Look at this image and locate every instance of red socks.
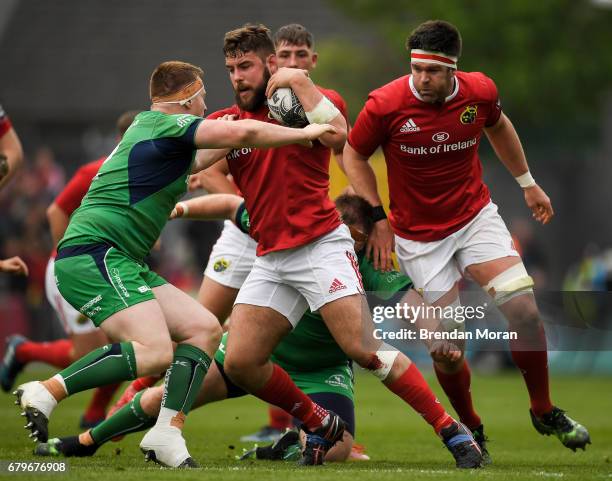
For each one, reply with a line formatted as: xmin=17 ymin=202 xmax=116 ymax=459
xmin=387 ymin=363 xmax=453 ymax=434
xmin=15 ymin=339 xmax=73 ymax=368
xmin=130 ymin=375 xmax=161 ymax=392
xmin=509 ymin=325 xmax=553 ymax=417
xmin=434 ymin=362 xmax=482 ymax=430
xmin=255 ymin=364 xmax=328 ymax=431
xmin=268 ymin=405 xmax=293 ymax=430
xmin=82 ymin=383 xmax=122 ymax=422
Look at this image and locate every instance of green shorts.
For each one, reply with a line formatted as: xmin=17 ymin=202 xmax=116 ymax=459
xmin=215 ymin=333 xmax=354 ymax=401
xmin=54 ymin=243 xmax=167 ymax=326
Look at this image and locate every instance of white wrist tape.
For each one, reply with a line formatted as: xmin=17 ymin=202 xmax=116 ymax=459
xmin=305 ymin=95 xmax=340 ymax=125
xmin=515 ymin=171 xmax=536 ymax=189
xmin=177 ymin=201 xmax=189 ymax=217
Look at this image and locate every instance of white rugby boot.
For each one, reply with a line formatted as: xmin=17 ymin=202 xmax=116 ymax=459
xmin=14 ymin=381 xmax=58 ymax=442
xmin=139 ymin=425 xmax=199 ymax=468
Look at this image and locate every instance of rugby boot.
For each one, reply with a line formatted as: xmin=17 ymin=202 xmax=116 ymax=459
xmin=139 ymin=425 xmax=199 ymax=468
xmin=298 ymin=411 xmax=345 ymax=466
xmin=15 ymin=381 xmax=58 ymax=442
xmin=1 ymin=335 xmax=27 ymax=392
xmin=34 ymin=436 xmax=98 ymax=457
xmin=530 ymin=407 xmax=591 ymax=451
xmin=440 ymin=421 xmax=483 ymax=468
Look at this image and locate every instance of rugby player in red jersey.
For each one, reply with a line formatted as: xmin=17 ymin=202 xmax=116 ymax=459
xmin=0 ymin=102 xmax=27 ymax=274
xmin=343 ymin=20 xmax=590 ymax=460
xmin=1 ymin=112 xmax=141 ymax=428
xmin=210 ymin=24 xmax=482 ymax=468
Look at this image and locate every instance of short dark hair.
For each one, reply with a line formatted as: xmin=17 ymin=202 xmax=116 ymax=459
xmin=406 ymin=20 xmax=462 ymax=58
xmin=335 ymin=194 xmax=374 ymax=235
xmin=223 ymin=24 xmax=275 ymax=60
xmin=274 ymin=23 xmax=314 ymax=49
xmin=116 ymin=110 xmax=140 ymax=137
xmin=149 ymin=61 xmax=203 ymax=101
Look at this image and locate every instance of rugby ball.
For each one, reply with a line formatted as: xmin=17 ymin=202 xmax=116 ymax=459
xmin=267 ymin=87 xmax=309 ymax=128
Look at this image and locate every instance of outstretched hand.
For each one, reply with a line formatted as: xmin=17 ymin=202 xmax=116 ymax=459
xmin=298 ymin=123 xmax=337 ymax=147
xmin=0 ymin=256 xmax=29 ymax=276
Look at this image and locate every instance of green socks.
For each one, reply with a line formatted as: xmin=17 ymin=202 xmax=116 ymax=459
xmin=58 ymin=342 xmax=137 ymax=395
xmin=90 ymin=390 xmax=154 ymax=445
xmin=160 ymin=344 xmax=211 ymax=415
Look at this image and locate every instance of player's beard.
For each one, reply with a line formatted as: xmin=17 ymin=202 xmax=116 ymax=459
xmin=235 ymin=68 xmax=271 ymax=112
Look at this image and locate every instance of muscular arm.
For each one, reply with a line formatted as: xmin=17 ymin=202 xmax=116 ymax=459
xmin=485 ymin=113 xmax=554 ymax=224
xmin=343 ymin=142 xmax=394 ymax=271
xmin=266 ymin=68 xmax=347 ymax=151
xmin=194 ymin=158 xmax=236 ymax=193
xmin=484 ymin=113 xmax=528 ymax=176
xmin=0 ymin=128 xmax=24 ymax=191
xmin=192 ymin=119 xmax=334 ymax=172
xmin=46 ymin=203 xmax=70 ymax=248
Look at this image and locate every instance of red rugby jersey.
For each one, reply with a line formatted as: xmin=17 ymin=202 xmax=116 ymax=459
xmin=55 ymin=158 xmax=105 ymax=215
xmin=349 ymin=71 xmax=502 ymax=242
xmin=0 ymin=104 xmax=12 ymax=138
xmin=207 ymin=87 xmax=347 ymax=256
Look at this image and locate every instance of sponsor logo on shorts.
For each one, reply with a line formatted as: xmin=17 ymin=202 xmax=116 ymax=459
xmin=325 ymin=374 xmax=349 ymax=390
xmin=110 ymin=268 xmax=130 ymax=298
xmin=329 ymin=278 xmax=347 ymax=294
xmin=213 ymin=258 xmax=230 ymax=272
xmin=79 ymin=294 xmax=102 ymax=313
xmin=460 ymin=104 xmax=478 ymax=124
xmin=137 ymin=285 xmax=151 ymax=294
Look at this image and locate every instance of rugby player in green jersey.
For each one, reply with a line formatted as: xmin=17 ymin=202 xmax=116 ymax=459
xmin=35 ymin=194 xmax=463 ymax=464
xmin=14 ymin=60 xmax=336 ymax=468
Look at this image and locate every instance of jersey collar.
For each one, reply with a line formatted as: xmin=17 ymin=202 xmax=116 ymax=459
xmin=408 ymin=75 xmax=460 ymax=104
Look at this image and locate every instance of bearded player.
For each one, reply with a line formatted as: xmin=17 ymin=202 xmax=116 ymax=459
xmin=12 ymin=59 xmax=336 ymax=468
xmin=188 ymin=23 xmax=350 ymax=444
xmin=343 ymin=20 xmax=590 ymax=460
xmin=201 ymin=24 xmax=482 ymax=468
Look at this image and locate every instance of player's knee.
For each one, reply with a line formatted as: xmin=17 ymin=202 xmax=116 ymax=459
xmin=507 ymin=299 xmax=541 ymax=330
xmin=483 ymin=262 xmax=535 ymax=306
xmin=222 ymin=355 xmax=249 ymax=386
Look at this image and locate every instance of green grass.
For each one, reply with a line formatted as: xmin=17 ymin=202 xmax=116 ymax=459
xmin=0 ymin=369 xmax=611 ymax=480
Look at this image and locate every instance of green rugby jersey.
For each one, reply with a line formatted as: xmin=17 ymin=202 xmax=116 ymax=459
xmin=272 ymin=251 xmax=414 ymax=372
xmin=59 ymin=111 xmax=202 ymax=261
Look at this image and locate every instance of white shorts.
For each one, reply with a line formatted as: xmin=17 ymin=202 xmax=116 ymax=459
xmin=204 ymin=220 xmax=257 ymax=289
xmin=45 ymin=258 xmax=97 ymax=335
xmin=395 ymin=201 xmax=519 ymax=303
xmin=235 ymin=224 xmax=364 ymax=327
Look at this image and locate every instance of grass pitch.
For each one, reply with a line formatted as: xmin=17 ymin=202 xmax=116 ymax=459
xmin=0 ymin=369 xmax=610 ymax=481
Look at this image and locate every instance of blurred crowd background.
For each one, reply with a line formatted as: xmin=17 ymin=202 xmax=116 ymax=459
xmin=1 ymin=0 xmax=611 ymax=372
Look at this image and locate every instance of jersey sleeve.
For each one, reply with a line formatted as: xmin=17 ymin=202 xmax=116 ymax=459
xmin=0 ymin=104 xmax=12 ymax=138
xmin=54 ymin=163 xmax=100 ymax=215
xmin=348 ymin=94 xmax=388 ymax=157
xmin=359 ymin=254 xmax=413 ymax=300
xmin=155 ymin=114 xmax=203 ymax=151
xmin=482 ymin=75 xmax=502 ymax=127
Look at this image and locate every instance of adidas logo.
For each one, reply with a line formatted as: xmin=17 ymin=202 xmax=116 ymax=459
xmin=400 ymin=118 xmax=420 ymax=133
xmin=329 ymin=278 xmax=347 ymax=294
